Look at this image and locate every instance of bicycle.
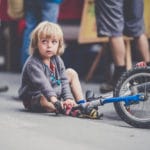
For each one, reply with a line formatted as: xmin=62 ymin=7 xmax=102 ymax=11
xmin=73 ymin=67 xmax=150 ymax=128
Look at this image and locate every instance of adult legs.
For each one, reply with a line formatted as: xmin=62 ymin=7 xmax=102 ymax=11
xmin=41 ymin=2 xmax=60 ymax=23
xmin=124 ymin=0 xmax=150 ymax=63
xmin=21 ymin=0 xmax=40 ymax=67
xmin=109 ymin=36 xmax=127 ymax=85
xmin=95 ymin=0 xmax=126 ymax=91
xmin=100 ymin=36 xmax=127 ymax=92
xmin=110 ymin=36 xmax=126 ymax=66
xmin=110 ymin=33 xmax=150 ymax=87
xmin=136 ymin=33 xmax=150 ymax=63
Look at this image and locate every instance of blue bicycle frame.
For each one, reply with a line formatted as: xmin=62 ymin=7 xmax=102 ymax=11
xmin=101 ymin=94 xmax=145 ymax=106
xmin=87 ymin=94 xmax=145 ymax=108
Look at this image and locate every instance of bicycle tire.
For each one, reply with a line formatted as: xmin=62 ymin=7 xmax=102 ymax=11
xmin=113 ymin=67 xmax=150 ymax=128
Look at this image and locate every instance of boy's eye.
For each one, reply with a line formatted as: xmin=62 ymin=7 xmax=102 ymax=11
xmin=41 ymin=39 xmax=48 ymax=44
xmin=52 ymin=40 xmax=58 ymax=44
xmin=40 ymin=39 xmax=58 ymax=45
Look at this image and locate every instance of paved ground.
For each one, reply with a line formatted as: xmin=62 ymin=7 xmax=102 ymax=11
xmin=0 ymin=72 xmax=150 ymax=150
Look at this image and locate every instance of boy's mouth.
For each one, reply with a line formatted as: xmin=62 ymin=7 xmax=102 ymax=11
xmin=46 ymin=50 xmax=52 ymax=53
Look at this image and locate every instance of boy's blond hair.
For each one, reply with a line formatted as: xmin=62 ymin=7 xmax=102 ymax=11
xmin=29 ymin=21 xmax=64 ymax=55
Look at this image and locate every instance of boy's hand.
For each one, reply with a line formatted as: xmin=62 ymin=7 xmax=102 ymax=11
xmin=54 ymin=101 xmax=65 ymax=114
xmin=63 ymin=99 xmax=76 ymax=108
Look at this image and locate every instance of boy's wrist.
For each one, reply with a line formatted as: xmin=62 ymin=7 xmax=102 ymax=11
xmin=49 ymin=96 xmax=58 ymax=104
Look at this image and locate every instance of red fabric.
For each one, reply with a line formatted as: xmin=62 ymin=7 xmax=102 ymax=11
xmin=0 ymin=0 xmax=14 ymax=21
xmin=64 ymin=103 xmax=81 ymax=117
xmin=136 ymin=61 xmax=147 ymax=67
xmin=58 ymin=0 xmax=84 ymax=20
xmin=50 ymin=61 xmax=56 ymax=73
xmin=17 ymin=19 xmax=26 ymax=37
xmin=64 ymin=104 xmax=73 ymax=115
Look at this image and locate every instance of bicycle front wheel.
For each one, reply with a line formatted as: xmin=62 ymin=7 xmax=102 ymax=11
xmin=114 ymin=67 xmax=150 ymax=128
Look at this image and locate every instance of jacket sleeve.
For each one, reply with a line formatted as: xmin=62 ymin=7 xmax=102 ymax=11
xmin=57 ymin=57 xmax=74 ymax=100
xmin=27 ymin=62 xmax=57 ymax=100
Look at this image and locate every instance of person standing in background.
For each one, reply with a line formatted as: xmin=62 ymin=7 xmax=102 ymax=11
xmin=94 ymin=0 xmax=150 ymax=93
xmin=21 ymin=0 xmax=63 ymax=68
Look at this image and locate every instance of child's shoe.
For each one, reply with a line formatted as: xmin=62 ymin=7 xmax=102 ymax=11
xmin=79 ymin=106 xmax=103 ymax=119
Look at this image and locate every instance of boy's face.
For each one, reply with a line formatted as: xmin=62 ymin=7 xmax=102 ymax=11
xmin=38 ymin=36 xmax=59 ymax=59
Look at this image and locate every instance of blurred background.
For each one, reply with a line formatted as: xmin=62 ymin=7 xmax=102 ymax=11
xmin=0 ymin=0 xmax=150 ymax=84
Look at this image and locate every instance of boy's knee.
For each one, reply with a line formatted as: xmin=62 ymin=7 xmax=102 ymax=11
xmin=66 ymin=68 xmax=78 ymax=82
xmin=66 ymin=68 xmax=78 ymax=76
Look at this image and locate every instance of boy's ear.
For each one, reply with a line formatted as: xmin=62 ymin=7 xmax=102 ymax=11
xmin=31 ymin=38 xmax=37 ymax=49
xmin=31 ymin=32 xmax=38 ymax=49
xmin=30 ymin=39 xmax=34 ymax=48
xmin=59 ymin=46 xmax=65 ymax=55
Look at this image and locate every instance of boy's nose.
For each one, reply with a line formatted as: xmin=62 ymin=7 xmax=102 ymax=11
xmin=47 ymin=41 xmax=52 ymax=47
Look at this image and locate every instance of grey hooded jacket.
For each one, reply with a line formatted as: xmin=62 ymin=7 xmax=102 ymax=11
xmin=18 ymin=54 xmax=73 ymax=103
